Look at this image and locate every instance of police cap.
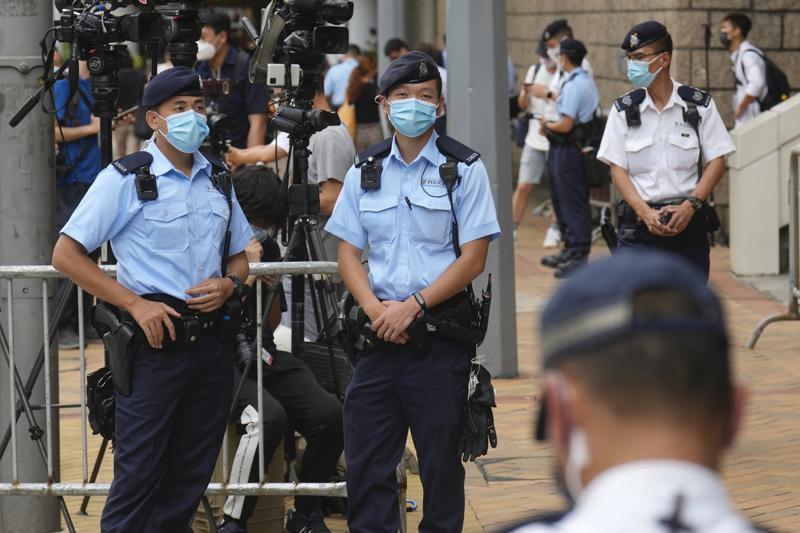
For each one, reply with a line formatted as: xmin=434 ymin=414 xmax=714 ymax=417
xmin=534 ymin=250 xmax=728 ymax=440
xmin=378 ymin=51 xmax=441 ymax=96
xmin=542 ymin=18 xmax=569 ymax=41
xmin=621 ymin=20 xmax=668 ymax=52
xmin=142 ymin=66 xmax=205 ymax=110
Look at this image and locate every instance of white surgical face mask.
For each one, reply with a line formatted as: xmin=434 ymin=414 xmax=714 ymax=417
xmin=547 ymin=44 xmax=560 ymax=64
xmin=563 ymin=428 xmax=591 ymax=500
xmin=196 ymin=39 xmax=216 ymax=61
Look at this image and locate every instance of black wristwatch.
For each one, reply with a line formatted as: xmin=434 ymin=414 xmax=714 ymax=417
xmin=546 ymin=90 xmax=553 ymax=99
xmin=227 ymin=275 xmax=247 ymax=300
xmin=686 ymin=196 xmax=704 ymax=211
xmin=412 ymin=291 xmax=427 ymax=312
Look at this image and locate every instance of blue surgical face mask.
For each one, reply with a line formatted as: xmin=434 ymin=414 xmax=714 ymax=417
xmin=626 ymin=54 xmax=664 ymax=88
xmin=388 ymin=97 xmax=438 ymax=138
xmin=155 ymin=109 xmax=210 ymax=153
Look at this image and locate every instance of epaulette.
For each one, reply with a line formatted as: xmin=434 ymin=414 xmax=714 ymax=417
xmin=677 ymin=85 xmax=711 ymax=107
xmin=354 ymin=138 xmax=393 ymax=168
xmin=436 ymin=135 xmax=481 ymax=165
xmin=202 ymin=152 xmax=231 ymax=174
xmin=613 ymin=88 xmax=646 ymax=112
xmin=111 ymin=151 xmax=153 ymax=175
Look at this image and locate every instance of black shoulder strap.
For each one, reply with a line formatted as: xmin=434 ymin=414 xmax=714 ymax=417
xmin=435 ymin=135 xmax=481 ymax=166
xmin=354 ymin=138 xmax=392 ymax=168
xmin=677 ymin=86 xmax=707 ymax=182
xmin=613 ymin=88 xmax=646 ymax=128
xmin=740 ymin=48 xmax=766 ymax=85
xmin=677 ymin=85 xmax=711 ymax=108
xmin=203 ymin=152 xmax=235 ymax=274
xmin=111 ymin=151 xmax=154 ymax=175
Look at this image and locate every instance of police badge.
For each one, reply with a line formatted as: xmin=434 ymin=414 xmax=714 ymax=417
xmin=419 ymin=60 xmax=429 ymax=77
xmin=630 ymin=32 xmax=639 ymax=48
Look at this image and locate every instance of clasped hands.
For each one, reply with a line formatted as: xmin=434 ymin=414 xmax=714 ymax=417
xmin=366 ymin=297 xmax=423 ymax=344
xmin=639 ymin=201 xmax=695 ymax=237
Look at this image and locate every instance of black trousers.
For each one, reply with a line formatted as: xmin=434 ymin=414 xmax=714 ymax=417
xmin=344 ymin=337 xmax=472 ymax=533
xmin=617 ymin=210 xmax=711 ymax=280
xmin=101 ymin=335 xmax=233 ymax=532
xmin=230 ymin=350 xmax=343 ymax=520
xmin=548 ymin=143 xmax=591 ymax=254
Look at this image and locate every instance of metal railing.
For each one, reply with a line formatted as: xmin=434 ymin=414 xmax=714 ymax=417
xmin=0 ymin=262 xmax=412 ymax=530
xmin=748 ymin=146 xmax=800 ymax=348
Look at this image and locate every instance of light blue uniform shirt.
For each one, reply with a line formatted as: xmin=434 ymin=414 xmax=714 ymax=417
xmin=325 ymin=132 xmax=501 ymax=302
xmin=61 ymin=141 xmax=253 ymax=301
xmin=324 ymin=57 xmax=358 ymax=107
xmin=557 ymin=67 xmax=599 ymax=124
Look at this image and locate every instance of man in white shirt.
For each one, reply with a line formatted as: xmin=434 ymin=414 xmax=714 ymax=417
xmin=720 ymin=13 xmax=767 ymax=128
xmin=505 ymin=250 xmax=774 ymax=533
xmin=513 ymin=41 xmax=558 ymax=242
xmin=598 ymin=21 xmax=735 ymax=279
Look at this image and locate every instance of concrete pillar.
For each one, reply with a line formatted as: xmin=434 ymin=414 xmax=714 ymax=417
xmin=446 ymin=0 xmax=518 ymax=377
xmin=377 ymin=0 xmax=406 ymax=75
xmin=0 ymin=0 xmax=60 ymax=531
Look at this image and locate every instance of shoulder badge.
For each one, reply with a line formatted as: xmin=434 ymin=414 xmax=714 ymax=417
xmin=613 ymin=88 xmax=646 ymax=112
xmin=435 ymin=135 xmax=481 ymax=166
xmin=111 ymin=151 xmax=154 ymax=175
xmin=354 ymin=138 xmax=393 ymax=168
xmin=677 ymin=85 xmax=711 ymax=107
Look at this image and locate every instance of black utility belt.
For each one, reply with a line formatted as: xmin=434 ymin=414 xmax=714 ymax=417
xmin=122 ymin=293 xmax=223 ymax=346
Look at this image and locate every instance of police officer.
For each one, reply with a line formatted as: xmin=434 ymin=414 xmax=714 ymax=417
xmin=539 ymin=38 xmax=599 ymax=278
xmin=597 ymin=21 xmax=736 ymax=279
xmin=52 ymin=66 xmax=253 ymax=532
xmin=504 ymin=251 xmax=775 ymax=533
xmin=325 ymin=51 xmax=500 ymax=533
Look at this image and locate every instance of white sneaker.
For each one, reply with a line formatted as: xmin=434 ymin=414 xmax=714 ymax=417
xmin=513 ymin=227 xmax=519 ymax=242
xmin=542 ymin=225 xmax=562 ymax=248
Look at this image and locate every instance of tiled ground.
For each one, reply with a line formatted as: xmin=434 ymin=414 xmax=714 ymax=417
xmin=44 ymin=212 xmax=800 ymax=532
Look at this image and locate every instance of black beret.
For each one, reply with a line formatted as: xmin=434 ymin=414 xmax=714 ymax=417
xmin=542 ymin=19 xmax=569 ymax=41
xmin=142 ymin=66 xmax=205 ymax=109
xmin=559 ymin=38 xmax=587 ymax=57
xmin=621 ymin=20 xmax=668 ymax=52
xmin=379 ymin=51 xmax=441 ymax=95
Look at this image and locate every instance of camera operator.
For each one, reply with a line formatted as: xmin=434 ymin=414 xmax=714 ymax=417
xmin=52 ymin=67 xmax=253 ymax=532
xmin=219 ymin=165 xmax=344 ymax=533
xmin=228 ymin=83 xmax=355 ymax=340
xmin=53 ymin=58 xmax=101 ymax=349
xmin=195 ymin=11 xmax=269 ymax=149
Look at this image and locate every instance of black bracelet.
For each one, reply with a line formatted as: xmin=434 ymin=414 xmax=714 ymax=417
xmin=412 ymin=291 xmax=427 ymax=311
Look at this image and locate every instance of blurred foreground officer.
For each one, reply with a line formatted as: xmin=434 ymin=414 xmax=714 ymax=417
xmin=598 ymin=21 xmax=735 ymax=279
xmin=540 ymin=39 xmax=599 ymax=278
xmin=53 ymin=66 xmax=253 ymax=532
xmin=326 ymin=52 xmax=500 ymax=533
xmin=506 ymin=251 xmax=775 ymax=533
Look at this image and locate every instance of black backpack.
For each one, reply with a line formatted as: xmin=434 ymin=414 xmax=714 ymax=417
xmin=740 ymin=49 xmax=791 ymax=111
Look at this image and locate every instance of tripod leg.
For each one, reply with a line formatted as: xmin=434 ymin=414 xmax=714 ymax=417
xmin=79 ymin=437 xmax=109 ymax=515
xmin=202 ymin=495 xmax=220 ymax=533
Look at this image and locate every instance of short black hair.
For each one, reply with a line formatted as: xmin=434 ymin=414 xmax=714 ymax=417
xmin=553 ymin=26 xmax=573 ymax=41
xmin=232 ymin=165 xmax=287 ymax=230
xmin=347 ymin=44 xmax=361 ymax=56
xmin=723 ymin=12 xmax=752 ymax=38
xmin=558 ymin=289 xmax=732 ymax=432
xmin=651 ymin=32 xmax=673 ymax=54
xmin=384 ymin=37 xmax=409 ymax=57
xmin=562 ymin=50 xmax=585 ymax=67
xmin=203 ymin=11 xmax=231 ymax=36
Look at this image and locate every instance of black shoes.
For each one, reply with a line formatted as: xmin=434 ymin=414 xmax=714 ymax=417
xmin=541 ymin=249 xmax=571 ymax=268
xmin=284 ymin=509 xmax=332 ymax=533
xmin=554 ymin=253 xmax=588 ymax=279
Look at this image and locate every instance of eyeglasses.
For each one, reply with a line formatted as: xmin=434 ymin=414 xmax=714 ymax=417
xmin=626 ymin=50 xmax=667 ymax=62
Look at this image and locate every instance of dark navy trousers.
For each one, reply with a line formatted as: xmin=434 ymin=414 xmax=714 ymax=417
xmin=618 ymin=210 xmax=711 ymax=280
xmin=344 ymin=337 xmax=472 ymax=533
xmin=548 ymin=143 xmax=591 ymax=254
xmin=101 ymin=336 xmax=233 ymax=532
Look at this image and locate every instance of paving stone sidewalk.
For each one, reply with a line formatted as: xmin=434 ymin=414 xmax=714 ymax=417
xmin=53 ymin=214 xmax=800 ymax=532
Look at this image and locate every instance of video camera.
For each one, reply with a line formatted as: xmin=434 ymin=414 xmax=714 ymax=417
xmin=250 ymin=0 xmax=353 ymax=102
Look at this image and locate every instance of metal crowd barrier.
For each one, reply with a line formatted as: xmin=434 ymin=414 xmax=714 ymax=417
xmin=0 ymin=262 xmax=411 ymax=531
xmin=748 ymin=146 xmax=800 ymax=348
